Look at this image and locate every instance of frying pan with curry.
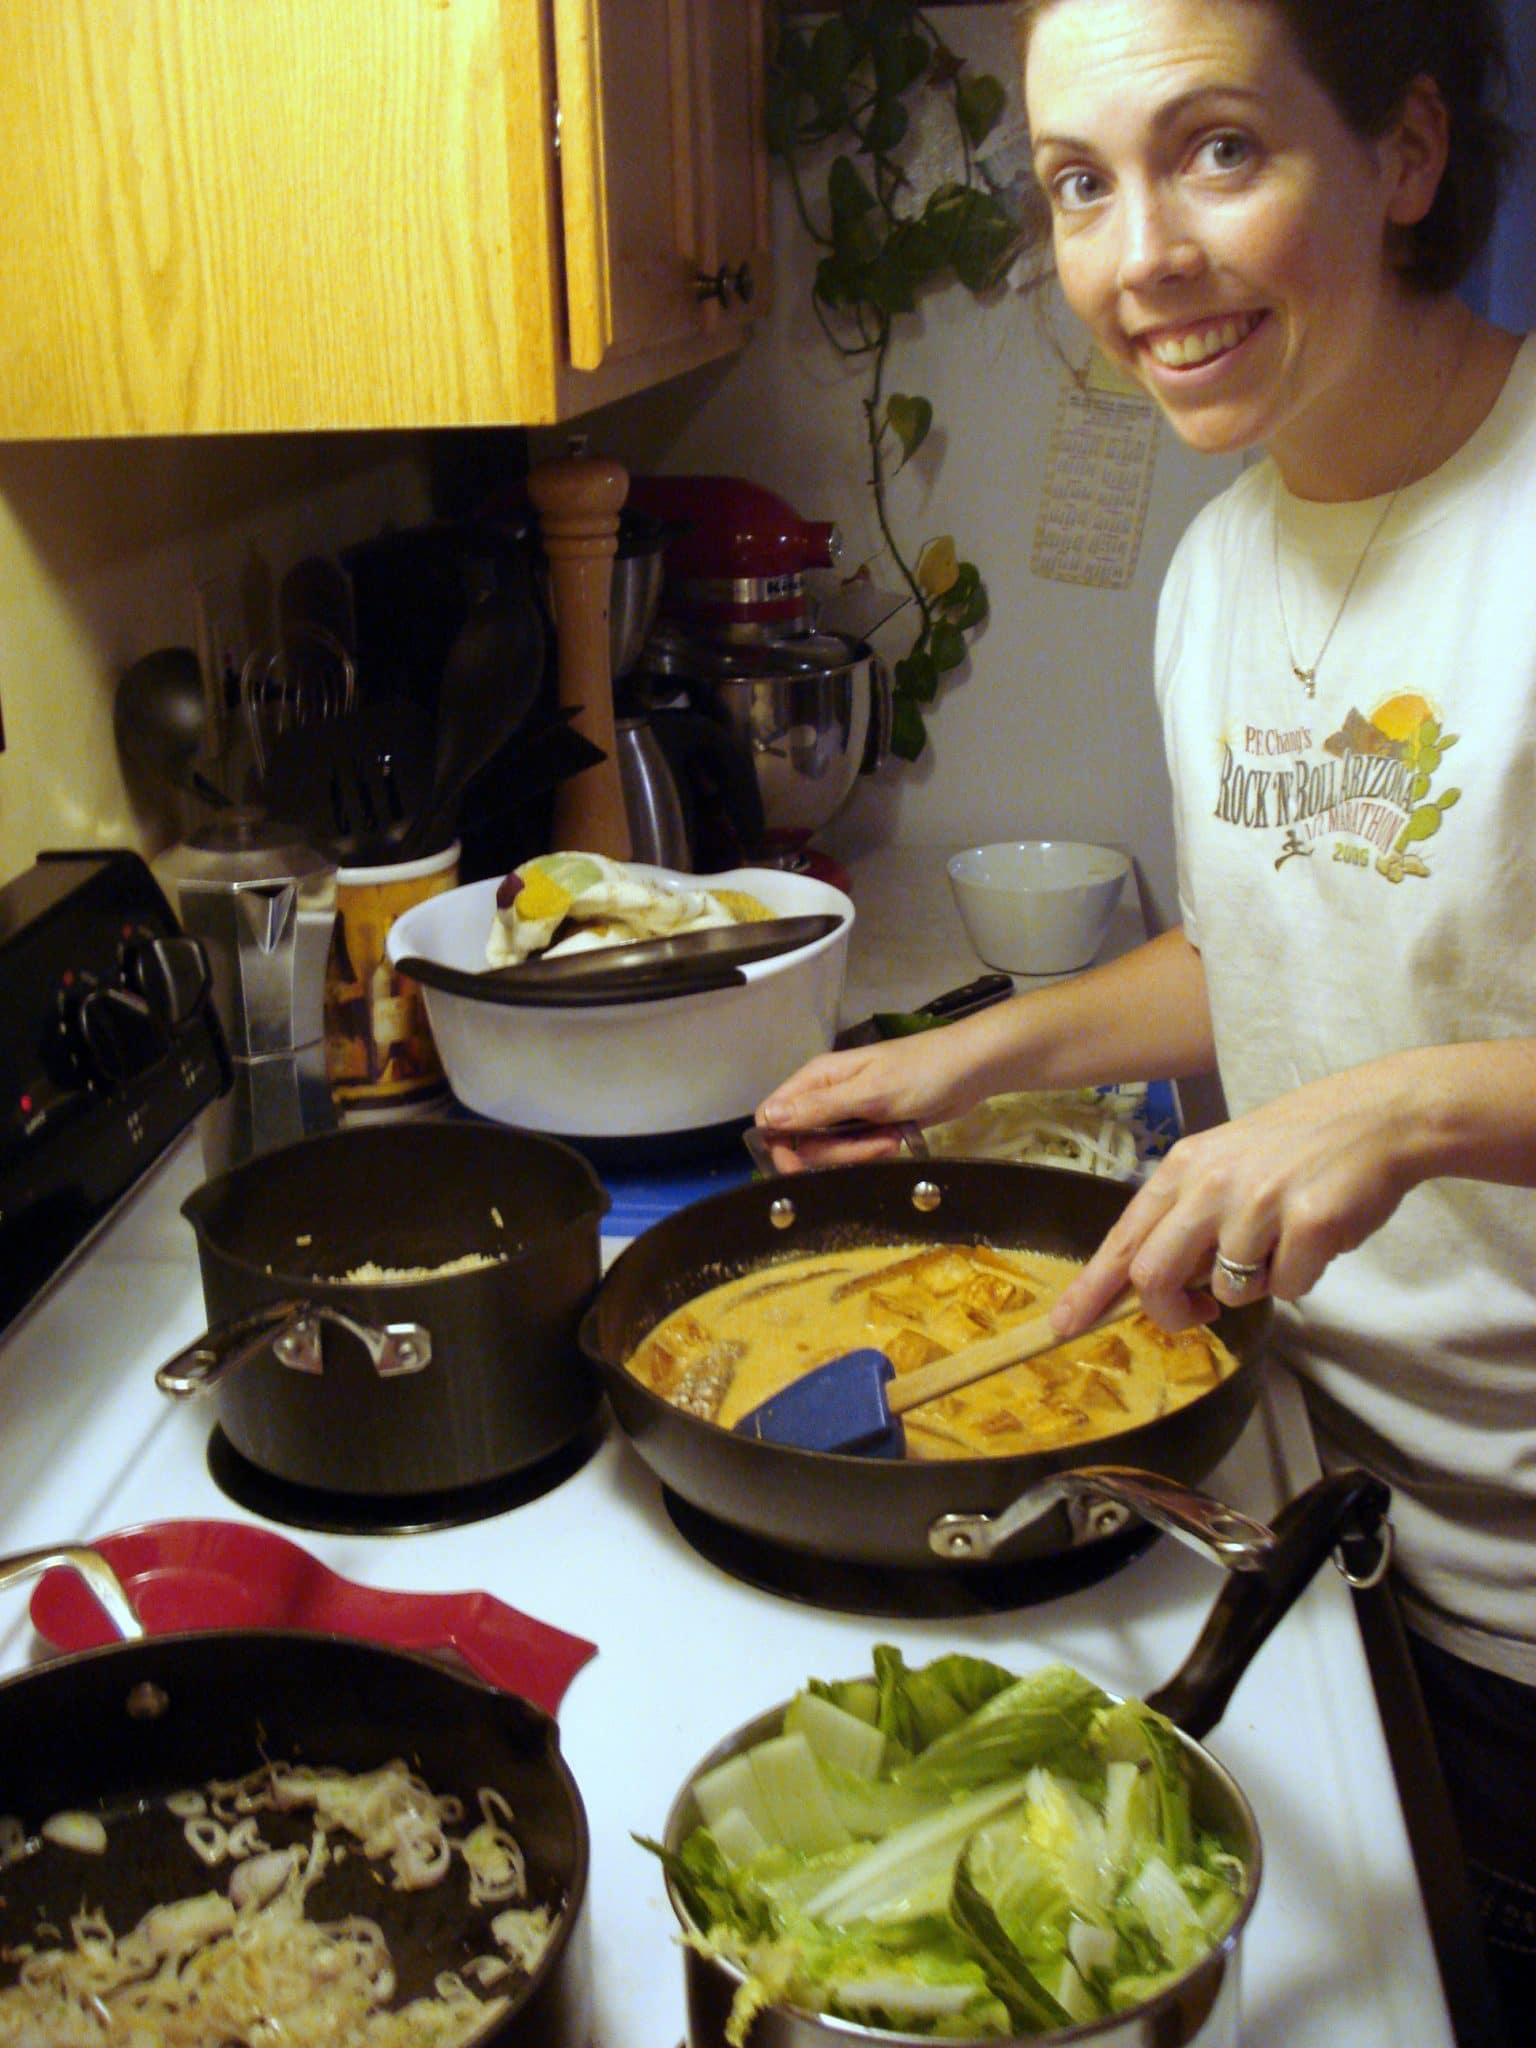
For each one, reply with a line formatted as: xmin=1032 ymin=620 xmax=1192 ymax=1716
xmin=580 ymin=1159 xmax=1271 ymax=1574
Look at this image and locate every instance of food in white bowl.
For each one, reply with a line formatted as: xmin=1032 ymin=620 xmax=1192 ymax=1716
xmin=947 ymin=841 xmax=1130 ymax=976
xmin=487 ymin=851 xmax=774 ymax=968
xmin=386 ymin=863 xmax=853 ymax=1143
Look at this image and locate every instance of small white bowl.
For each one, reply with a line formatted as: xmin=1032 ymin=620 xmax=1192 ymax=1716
xmin=947 ymin=840 xmax=1130 ymax=975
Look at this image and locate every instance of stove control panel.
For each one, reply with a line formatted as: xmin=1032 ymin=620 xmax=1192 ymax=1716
xmin=0 ymin=851 xmax=231 ymax=1335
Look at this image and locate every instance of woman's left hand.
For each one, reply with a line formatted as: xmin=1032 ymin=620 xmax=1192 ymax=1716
xmin=1048 ymin=1064 xmax=1424 ymax=1335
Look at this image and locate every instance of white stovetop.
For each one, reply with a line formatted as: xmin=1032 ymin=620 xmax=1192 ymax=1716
xmin=0 ymin=846 xmax=1452 ymax=2047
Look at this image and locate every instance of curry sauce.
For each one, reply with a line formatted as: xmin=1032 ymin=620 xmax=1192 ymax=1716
xmin=625 ymin=1242 xmax=1238 ymax=1458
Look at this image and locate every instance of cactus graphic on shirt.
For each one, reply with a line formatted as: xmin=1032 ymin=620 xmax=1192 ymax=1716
xmin=1377 ymin=716 xmax=1460 ymax=883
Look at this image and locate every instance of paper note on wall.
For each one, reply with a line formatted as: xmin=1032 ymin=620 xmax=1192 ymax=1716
xmin=1031 ymin=357 xmax=1160 ymax=589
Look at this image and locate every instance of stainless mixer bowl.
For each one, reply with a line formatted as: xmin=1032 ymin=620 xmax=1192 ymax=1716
xmin=640 ymin=627 xmax=891 ymax=837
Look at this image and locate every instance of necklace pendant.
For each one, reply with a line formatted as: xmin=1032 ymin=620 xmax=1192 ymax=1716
xmin=1292 ymin=665 xmax=1316 ymax=698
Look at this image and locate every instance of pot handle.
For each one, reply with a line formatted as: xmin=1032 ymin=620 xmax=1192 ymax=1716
xmin=156 ymin=1302 xmax=432 ymax=1394
xmin=0 ymin=1545 xmax=143 ymax=1642
xmin=1144 ymin=1467 xmax=1392 ymax=1741
xmin=741 ymin=1120 xmax=930 ymax=1175
xmin=928 ymin=1464 xmax=1279 ymax=1569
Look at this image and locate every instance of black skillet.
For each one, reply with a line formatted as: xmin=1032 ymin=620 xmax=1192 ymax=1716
xmin=0 ymin=1548 xmax=591 ymax=2048
xmin=581 ymin=1158 xmax=1272 ymax=1574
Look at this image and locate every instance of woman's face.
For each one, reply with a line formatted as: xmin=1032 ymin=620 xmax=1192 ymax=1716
xmin=1025 ymin=0 xmax=1439 ymax=478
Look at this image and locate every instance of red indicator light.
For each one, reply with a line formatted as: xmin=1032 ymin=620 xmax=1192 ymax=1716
xmin=19 ymin=1093 xmax=34 ymax=1115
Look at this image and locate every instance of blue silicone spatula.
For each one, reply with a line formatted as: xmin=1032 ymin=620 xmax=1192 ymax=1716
xmin=733 ymin=1286 xmax=1139 ymax=1457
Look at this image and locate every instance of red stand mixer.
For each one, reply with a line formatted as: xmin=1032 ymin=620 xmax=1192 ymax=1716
xmin=622 ymin=476 xmax=893 ymax=877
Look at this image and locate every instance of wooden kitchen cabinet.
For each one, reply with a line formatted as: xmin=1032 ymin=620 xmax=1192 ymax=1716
xmin=0 ymin=0 xmax=770 ymax=439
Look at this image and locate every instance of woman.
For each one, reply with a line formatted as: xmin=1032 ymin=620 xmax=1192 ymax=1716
xmin=756 ymin=0 xmax=1533 ymax=2027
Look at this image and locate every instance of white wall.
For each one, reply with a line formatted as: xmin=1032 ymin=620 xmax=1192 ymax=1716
xmin=543 ymin=5 xmax=1241 ymax=931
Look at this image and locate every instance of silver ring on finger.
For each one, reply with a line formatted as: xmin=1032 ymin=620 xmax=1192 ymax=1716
xmin=1212 ymin=1250 xmax=1267 ymax=1292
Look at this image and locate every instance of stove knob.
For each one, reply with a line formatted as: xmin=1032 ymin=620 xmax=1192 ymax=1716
xmin=70 ymin=983 xmax=169 ymax=1084
xmin=123 ymin=932 xmax=211 ymax=1028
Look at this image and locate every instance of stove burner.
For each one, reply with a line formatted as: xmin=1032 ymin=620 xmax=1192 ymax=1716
xmin=207 ymin=1423 xmax=603 ymax=1535
xmin=662 ymin=1491 xmax=1159 ymax=1617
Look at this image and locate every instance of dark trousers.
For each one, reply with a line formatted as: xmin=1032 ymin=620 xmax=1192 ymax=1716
xmin=1407 ymin=1631 xmax=1536 ymax=2047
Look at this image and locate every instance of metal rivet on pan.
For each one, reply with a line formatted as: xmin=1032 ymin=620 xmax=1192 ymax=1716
xmin=125 ymin=1682 xmax=170 ymax=1721
xmin=910 ymin=1180 xmax=942 ymax=1213
xmin=1085 ymin=1502 xmax=1132 ymax=1541
xmin=768 ymin=1197 xmax=797 ymax=1230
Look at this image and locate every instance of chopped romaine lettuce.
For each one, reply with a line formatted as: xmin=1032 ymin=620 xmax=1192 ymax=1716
xmin=644 ymin=1645 xmax=1250 ymax=2041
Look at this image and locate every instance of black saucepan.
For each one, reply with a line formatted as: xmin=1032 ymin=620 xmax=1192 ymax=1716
xmin=157 ymin=1121 xmax=609 ymax=1495
xmin=0 ymin=1549 xmax=591 ymax=2048
xmin=580 ymin=1159 xmax=1271 ymax=1572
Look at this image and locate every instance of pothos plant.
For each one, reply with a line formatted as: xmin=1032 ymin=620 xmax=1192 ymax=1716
xmin=766 ymin=2 xmax=1031 ymax=759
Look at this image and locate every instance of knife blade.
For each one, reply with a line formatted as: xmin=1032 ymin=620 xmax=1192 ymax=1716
xmin=835 ymin=971 xmax=1014 ymax=1049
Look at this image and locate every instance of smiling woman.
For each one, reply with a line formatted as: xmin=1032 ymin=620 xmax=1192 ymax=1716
xmin=752 ymin=4 xmax=1536 ymax=2033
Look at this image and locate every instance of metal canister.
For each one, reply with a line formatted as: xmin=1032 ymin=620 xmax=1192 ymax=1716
xmin=159 ymin=814 xmax=338 ymax=1171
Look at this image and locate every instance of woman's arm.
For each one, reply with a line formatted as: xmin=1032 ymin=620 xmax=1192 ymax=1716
xmin=755 ymin=927 xmax=1217 ymax=1166
xmin=1052 ymin=1036 xmax=1536 ymax=1334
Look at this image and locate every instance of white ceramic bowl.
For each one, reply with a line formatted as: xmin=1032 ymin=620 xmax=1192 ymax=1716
xmin=947 ymin=840 xmax=1130 ymax=975
xmin=386 ymin=865 xmax=853 ymax=1142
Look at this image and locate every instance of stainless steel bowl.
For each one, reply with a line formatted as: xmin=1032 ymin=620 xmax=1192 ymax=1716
xmin=662 ymin=1691 xmax=1258 ymax=2048
xmin=641 ymin=626 xmax=892 ymax=836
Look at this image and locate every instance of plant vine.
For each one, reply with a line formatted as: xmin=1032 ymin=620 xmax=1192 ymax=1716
xmin=766 ymin=2 xmax=1030 ymax=758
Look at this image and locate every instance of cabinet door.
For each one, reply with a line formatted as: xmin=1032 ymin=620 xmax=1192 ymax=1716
xmin=1 ymin=0 xmax=566 ymax=436
xmin=557 ymin=0 xmax=767 ymax=371
xmin=689 ymin=0 xmax=773 ymax=327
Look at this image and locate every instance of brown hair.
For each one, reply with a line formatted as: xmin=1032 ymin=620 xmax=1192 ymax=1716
xmin=1016 ymin=0 xmax=1518 ymax=291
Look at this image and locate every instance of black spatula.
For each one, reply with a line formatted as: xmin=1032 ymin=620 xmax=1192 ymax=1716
xmin=261 ymin=701 xmax=434 ymax=863
xmin=733 ymin=1286 xmax=1140 ymax=1456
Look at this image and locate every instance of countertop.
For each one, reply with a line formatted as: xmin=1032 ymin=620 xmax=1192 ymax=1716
xmin=0 ymin=842 xmax=1457 ymax=2048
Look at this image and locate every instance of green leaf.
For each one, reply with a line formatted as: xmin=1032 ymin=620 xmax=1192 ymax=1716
xmin=949 ymin=193 xmax=1023 ymax=292
xmin=950 ymin=1843 xmax=1075 ymax=2034
xmin=894 ymin=647 xmax=940 ymax=703
xmin=873 ymin=28 xmax=932 ymax=99
xmin=939 ymin=563 xmax=988 ymax=631
xmin=890 ymin=696 xmax=928 ymax=761
xmin=894 ymin=1663 xmax=1113 ymax=1794
xmin=864 ymin=250 xmax=919 ymax=316
xmin=828 ymin=153 xmax=877 ymax=224
xmin=930 ymin=620 xmax=967 ymax=672
xmin=885 ymin=393 xmax=932 ymax=461
xmin=886 ymin=216 xmax=949 ymax=282
xmin=956 ymin=72 xmax=1007 ymax=148
xmin=860 ymin=93 xmax=909 ymax=155
xmin=807 ymin=16 xmax=857 ymax=103
xmin=814 ymin=252 xmax=862 ymax=311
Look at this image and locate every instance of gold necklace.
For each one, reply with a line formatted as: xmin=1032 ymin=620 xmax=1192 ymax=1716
xmin=1270 ymin=331 xmax=1468 ymax=698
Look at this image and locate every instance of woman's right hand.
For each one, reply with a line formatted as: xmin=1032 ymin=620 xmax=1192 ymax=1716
xmin=754 ymin=1028 xmax=985 ymax=1172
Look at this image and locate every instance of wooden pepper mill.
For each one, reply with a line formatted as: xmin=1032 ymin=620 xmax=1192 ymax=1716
xmin=527 ymin=451 xmax=633 ymax=860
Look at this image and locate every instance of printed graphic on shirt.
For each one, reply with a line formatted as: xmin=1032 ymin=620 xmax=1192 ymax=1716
xmin=1213 ymin=692 xmax=1460 ymax=884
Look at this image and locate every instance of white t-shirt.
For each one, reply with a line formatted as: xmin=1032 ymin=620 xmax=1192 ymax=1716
xmin=1156 ymin=333 xmax=1536 ymax=1684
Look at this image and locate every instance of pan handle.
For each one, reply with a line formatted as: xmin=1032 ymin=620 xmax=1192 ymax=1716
xmin=1144 ymin=1467 xmax=1392 ymax=1741
xmin=0 ymin=1545 xmax=143 ymax=1642
xmin=928 ymin=1463 xmax=1280 ymax=1569
xmin=155 ymin=1302 xmax=432 ymax=1394
xmin=741 ymin=1120 xmax=930 ymax=1174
